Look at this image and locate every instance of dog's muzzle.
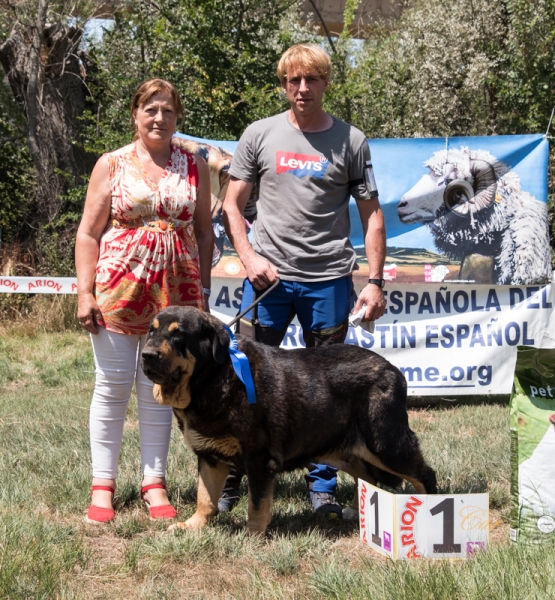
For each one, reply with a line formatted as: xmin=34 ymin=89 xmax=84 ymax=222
xmin=141 ymin=346 xmax=181 ymax=385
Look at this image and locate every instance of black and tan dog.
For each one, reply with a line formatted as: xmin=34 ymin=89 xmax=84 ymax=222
xmin=141 ymin=306 xmax=437 ymax=535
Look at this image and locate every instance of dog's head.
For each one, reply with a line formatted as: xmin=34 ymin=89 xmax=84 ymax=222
xmin=141 ymin=307 xmax=230 ymax=407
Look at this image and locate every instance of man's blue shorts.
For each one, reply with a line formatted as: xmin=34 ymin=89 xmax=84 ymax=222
xmin=241 ymin=276 xmax=353 ymax=334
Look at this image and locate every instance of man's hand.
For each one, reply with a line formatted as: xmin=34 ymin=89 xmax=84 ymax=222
xmin=244 ymin=254 xmax=279 ymax=291
xmin=353 ymin=283 xmax=386 ymax=322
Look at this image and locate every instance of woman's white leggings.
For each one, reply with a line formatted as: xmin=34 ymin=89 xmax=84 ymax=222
xmin=89 ymin=327 xmax=173 ymax=479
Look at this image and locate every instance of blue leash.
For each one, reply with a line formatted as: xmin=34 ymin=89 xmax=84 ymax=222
xmin=223 ymin=325 xmax=257 ymax=405
xmin=222 ymin=278 xmax=280 ymax=406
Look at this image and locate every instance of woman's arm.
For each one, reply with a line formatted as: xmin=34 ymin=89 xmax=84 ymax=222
xmin=193 ymin=154 xmax=215 ymax=312
xmin=75 ymin=154 xmax=112 ymax=333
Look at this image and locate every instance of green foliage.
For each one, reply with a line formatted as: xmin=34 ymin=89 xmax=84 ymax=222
xmin=83 ymin=0 xmax=316 ymax=157
xmin=326 ymin=0 xmax=553 ymax=141
xmin=329 ymin=0 xmax=510 ymax=137
xmin=309 ymin=541 xmax=555 ymax=599
xmin=0 ymin=2 xmax=99 ymax=275
xmin=0 ymin=294 xmax=80 ymax=332
xmin=497 ymin=0 xmax=555 ymax=134
xmin=342 ymin=0 xmax=359 ymax=31
xmin=0 ymin=516 xmax=87 ymax=599
xmin=34 ymin=229 xmax=77 ymax=276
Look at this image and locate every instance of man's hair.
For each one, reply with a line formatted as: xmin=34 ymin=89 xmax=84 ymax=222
xmin=130 ymin=79 xmax=184 ymax=129
xmin=277 ymin=44 xmax=332 ymax=82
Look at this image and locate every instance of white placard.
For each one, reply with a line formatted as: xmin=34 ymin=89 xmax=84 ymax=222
xmin=359 ymin=480 xmax=489 ymax=559
xmin=359 ymin=480 xmax=395 ymax=558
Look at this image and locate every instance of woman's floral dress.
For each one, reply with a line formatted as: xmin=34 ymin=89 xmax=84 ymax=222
xmin=95 ymin=142 xmax=204 ymax=335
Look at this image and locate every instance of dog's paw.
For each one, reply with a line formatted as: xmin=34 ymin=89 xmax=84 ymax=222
xmin=245 ymin=518 xmax=270 ymax=537
xmin=167 ymin=521 xmax=188 ymax=533
xmin=180 ymin=513 xmax=211 ymax=531
xmin=167 ymin=513 xmax=209 ymax=532
xmin=245 ymin=525 xmax=267 ymax=537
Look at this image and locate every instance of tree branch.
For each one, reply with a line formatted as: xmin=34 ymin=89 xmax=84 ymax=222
xmin=306 ymin=0 xmax=336 ymax=53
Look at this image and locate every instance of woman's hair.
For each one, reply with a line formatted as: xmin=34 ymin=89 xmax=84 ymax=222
xmin=276 ymin=44 xmax=332 ymax=82
xmin=129 ymin=79 xmax=184 ymax=131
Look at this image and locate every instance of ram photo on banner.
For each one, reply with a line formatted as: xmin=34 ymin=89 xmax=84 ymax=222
xmin=174 ymin=132 xmax=551 ymax=287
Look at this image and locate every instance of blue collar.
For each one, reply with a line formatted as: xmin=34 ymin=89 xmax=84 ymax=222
xmin=223 ymin=325 xmax=256 ymax=405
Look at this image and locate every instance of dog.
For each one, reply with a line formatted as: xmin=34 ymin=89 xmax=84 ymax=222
xmin=141 ymin=306 xmax=437 ymax=535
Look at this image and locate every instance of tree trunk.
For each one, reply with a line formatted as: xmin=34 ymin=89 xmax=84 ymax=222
xmin=0 ymin=3 xmax=95 ymax=227
xmin=26 ymin=0 xmax=49 ymax=184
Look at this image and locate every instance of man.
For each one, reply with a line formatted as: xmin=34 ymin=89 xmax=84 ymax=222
xmin=221 ymin=43 xmax=386 ymax=519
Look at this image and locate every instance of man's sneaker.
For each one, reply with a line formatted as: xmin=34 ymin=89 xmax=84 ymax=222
xmin=309 ymin=491 xmax=342 ymax=520
xmin=217 ymin=489 xmax=241 ymax=513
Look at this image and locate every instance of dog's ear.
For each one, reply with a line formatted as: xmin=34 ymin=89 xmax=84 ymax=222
xmin=198 ymin=312 xmax=229 ymax=364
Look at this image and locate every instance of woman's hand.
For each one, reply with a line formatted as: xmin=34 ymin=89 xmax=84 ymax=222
xmin=77 ymin=292 xmax=105 ymax=334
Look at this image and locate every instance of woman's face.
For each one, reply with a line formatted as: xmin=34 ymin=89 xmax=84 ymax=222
xmin=133 ymin=91 xmax=178 ymax=147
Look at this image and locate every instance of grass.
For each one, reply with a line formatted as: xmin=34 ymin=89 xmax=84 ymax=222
xmin=0 ymin=312 xmax=554 ymax=598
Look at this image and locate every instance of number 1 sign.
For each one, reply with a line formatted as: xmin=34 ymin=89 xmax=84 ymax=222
xmin=359 ymin=480 xmax=489 ymax=559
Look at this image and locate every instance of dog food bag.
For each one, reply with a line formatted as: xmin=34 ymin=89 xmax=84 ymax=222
xmin=510 ymin=346 xmax=555 ymax=544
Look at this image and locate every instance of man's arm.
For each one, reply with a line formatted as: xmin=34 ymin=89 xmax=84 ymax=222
xmin=222 ymin=176 xmax=279 ymax=290
xmin=354 ymin=198 xmax=387 ymax=322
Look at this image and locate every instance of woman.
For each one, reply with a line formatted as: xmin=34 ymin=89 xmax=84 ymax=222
xmin=75 ymin=79 xmax=213 ymax=523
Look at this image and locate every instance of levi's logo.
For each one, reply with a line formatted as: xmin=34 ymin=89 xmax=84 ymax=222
xmin=276 ymin=151 xmax=329 ymax=179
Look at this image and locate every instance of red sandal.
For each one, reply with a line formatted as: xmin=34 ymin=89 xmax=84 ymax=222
xmin=141 ymin=484 xmax=178 ymax=520
xmin=85 ymin=486 xmax=116 ymax=524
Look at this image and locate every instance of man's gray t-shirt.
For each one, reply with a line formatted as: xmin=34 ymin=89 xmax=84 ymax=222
xmin=229 ymin=111 xmax=377 ymax=281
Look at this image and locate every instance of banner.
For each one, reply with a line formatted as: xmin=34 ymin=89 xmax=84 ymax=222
xmin=0 ymin=277 xmax=77 ymax=294
xmin=175 ymin=132 xmax=551 ymax=286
